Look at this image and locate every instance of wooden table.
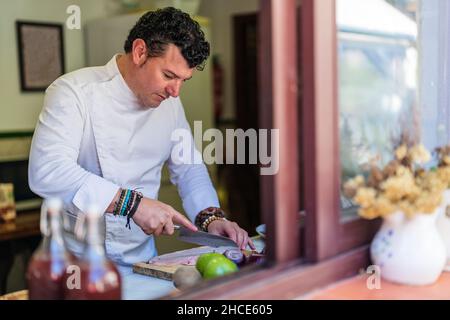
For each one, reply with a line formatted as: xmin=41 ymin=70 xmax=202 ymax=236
xmin=0 ymin=209 xmax=40 ymax=242
xmin=0 ymin=289 xmax=28 ymax=300
xmin=0 ymin=210 xmax=41 ymax=295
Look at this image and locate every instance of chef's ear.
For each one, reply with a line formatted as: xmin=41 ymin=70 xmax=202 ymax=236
xmin=131 ymin=39 xmax=148 ymax=67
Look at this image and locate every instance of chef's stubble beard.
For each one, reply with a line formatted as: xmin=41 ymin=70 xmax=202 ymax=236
xmin=138 ymin=94 xmax=160 ymax=109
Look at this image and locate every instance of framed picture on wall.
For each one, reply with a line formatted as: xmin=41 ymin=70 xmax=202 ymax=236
xmin=16 ymin=21 xmax=65 ymax=92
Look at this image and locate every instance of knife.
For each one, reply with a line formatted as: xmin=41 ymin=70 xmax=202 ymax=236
xmin=174 ymin=225 xmax=239 ymax=248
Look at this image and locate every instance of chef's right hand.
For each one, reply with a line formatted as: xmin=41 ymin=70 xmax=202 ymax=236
xmin=132 ymin=198 xmax=197 ymax=236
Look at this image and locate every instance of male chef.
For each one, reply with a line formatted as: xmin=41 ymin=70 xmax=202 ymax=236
xmin=29 ymin=7 xmax=254 ymax=266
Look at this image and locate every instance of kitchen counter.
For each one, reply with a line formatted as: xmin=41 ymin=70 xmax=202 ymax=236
xmin=121 ymin=236 xmax=265 ymax=300
xmin=118 ymin=265 xmax=176 ymax=300
xmin=0 ymin=237 xmax=265 ymax=300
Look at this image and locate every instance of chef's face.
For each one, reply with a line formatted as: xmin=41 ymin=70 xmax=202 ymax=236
xmin=132 ymin=41 xmax=195 ymax=108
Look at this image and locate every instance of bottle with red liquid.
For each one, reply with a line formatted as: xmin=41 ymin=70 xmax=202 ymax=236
xmin=64 ymin=205 xmax=121 ymax=300
xmin=26 ymin=198 xmax=72 ymax=300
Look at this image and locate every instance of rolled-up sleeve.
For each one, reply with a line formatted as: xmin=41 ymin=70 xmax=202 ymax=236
xmin=167 ymin=99 xmax=220 ymax=221
xmin=29 ymin=79 xmax=119 ymax=215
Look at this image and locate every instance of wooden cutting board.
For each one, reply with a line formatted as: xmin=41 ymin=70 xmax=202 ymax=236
xmin=132 ymin=263 xmax=180 ymax=281
xmin=132 ymin=246 xmax=237 ymax=281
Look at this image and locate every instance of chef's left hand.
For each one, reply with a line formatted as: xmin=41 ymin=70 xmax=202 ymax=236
xmin=207 ymin=219 xmax=256 ymax=250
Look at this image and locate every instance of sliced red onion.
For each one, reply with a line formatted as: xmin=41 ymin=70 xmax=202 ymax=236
xmin=223 ymin=249 xmax=245 ymax=266
xmin=245 ymin=252 xmax=265 ymax=266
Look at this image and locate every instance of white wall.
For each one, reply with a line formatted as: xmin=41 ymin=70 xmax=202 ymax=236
xmin=0 ymin=0 xmax=261 ymax=131
xmin=0 ymin=0 xmax=119 ymax=132
xmin=198 ymin=0 xmax=259 ymax=121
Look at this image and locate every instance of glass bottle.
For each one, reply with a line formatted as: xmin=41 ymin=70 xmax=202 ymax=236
xmin=64 ymin=205 xmax=121 ymax=300
xmin=26 ymin=198 xmax=72 ymax=300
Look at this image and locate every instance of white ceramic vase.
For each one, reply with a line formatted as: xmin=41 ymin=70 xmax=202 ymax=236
xmin=437 ymin=189 xmax=450 ymax=271
xmin=370 ymin=210 xmax=446 ymax=286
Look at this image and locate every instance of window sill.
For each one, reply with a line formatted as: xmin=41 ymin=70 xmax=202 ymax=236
xmin=301 ymin=272 xmax=450 ymax=300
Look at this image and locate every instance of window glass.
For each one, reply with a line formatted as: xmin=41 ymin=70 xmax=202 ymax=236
xmin=337 ymin=0 xmax=419 ymax=219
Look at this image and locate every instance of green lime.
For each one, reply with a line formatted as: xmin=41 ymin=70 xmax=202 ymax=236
xmin=195 ymin=253 xmax=225 ymax=275
xmin=203 ymin=257 xmax=238 ymax=280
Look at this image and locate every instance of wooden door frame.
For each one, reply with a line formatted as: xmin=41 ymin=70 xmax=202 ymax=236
xmin=259 ymin=0 xmax=300 ymax=264
xmin=233 ymin=13 xmax=259 ymax=131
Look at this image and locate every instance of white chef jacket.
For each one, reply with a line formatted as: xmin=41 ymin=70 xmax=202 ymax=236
xmin=28 ymin=55 xmax=220 ymax=266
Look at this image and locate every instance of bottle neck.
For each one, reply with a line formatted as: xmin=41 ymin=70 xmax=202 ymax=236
xmin=39 ymin=211 xmax=67 ymax=257
xmin=82 ymin=216 xmax=106 ymax=259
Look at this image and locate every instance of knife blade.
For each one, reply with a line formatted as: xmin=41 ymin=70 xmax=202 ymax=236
xmin=174 ymin=225 xmax=239 ymax=248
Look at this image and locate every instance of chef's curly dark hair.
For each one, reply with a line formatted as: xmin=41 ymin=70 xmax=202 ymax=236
xmin=124 ymin=7 xmax=210 ymax=71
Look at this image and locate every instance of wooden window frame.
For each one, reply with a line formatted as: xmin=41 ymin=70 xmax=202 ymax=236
xmin=174 ymin=0 xmax=378 ymax=299
xmin=301 ymin=0 xmax=380 ymax=263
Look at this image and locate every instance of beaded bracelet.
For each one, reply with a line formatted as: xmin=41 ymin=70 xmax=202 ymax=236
xmin=202 ymin=215 xmax=226 ymax=232
xmin=113 ymin=189 xmax=127 ymax=216
xmin=195 ymin=207 xmax=227 ymax=232
xmin=113 ymin=189 xmax=144 ymax=229
xmin=125 ymin=191 xmax=143 ymax=230
xmin=119 ymin=189 xmax=131 ymax=216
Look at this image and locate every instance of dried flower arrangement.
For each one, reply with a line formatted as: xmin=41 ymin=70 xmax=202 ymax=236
xmin=344 ymin=144 xmax=450 ymax=219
